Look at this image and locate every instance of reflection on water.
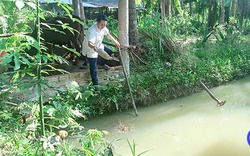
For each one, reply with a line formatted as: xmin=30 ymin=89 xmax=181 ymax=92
xmin=81 ymin=76 xmax=250 ymax=156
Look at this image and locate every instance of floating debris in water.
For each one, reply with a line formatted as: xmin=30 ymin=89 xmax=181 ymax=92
xmin=114 ymin=121 xmax=133 ymax=134
xmin=102 ymin=130 xmax=110 ymax=135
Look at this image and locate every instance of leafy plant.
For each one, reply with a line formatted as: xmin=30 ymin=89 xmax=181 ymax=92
xmin=138 ymin=14 xmax=176 ymax=64
xmin=127 ymin=139 xmax=150 ymax=156
xmin=47 ymin=77 xmax=126 ymax=118
xmin=79 ymin=129 xmax=111 ymax=156
xmin=0 ymin=0 xmax=36 ymax=34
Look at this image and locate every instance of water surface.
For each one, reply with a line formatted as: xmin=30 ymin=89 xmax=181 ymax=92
xmin=82 ymin=76 xmax=250 ymax=156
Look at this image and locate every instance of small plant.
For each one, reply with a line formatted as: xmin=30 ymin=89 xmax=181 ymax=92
xmin=79 ymin=129 xmax=112 ymax=156
xmin=127 ymin=139 xmax=150 ymax=156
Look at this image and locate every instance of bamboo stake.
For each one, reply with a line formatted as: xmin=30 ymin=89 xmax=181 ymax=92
xmin=37 ymin=0 xmax=45 ymax=136
xmin=199 ymin=81 xmax=226 ymax=106
xmin=118 ymin=47 xmax=138 ymax=116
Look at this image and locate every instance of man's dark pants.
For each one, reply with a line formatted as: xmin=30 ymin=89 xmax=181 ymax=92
xmin=88 ymin=46 xmax=113 ymax=85
xmin=88 ymin=58 xmax=98 ymax=85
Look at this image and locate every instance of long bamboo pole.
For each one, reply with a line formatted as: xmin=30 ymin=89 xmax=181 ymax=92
xmin=199 ymin=81 xmax=226 ymax=106
xmin=118 ymin=48 xmax=138 ymax=116
xmin=37 ymin=0 xmax=45 ymax=136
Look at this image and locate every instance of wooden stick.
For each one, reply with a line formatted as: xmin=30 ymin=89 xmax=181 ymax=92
xmin=118 ymin=48 xmax=138 ymax=116
xmin=130 ymin=50 xmax=147 ymax=65
xmin=112 ymin=33 xmax=119 ymax=41
xmin=0 ymin=32 xmax=30 ymax=37
xmin=129 ymin=50 xmax=137 ymax=66
xmin=102 ymin=41 xmax=116 ymax=47
xmin=4 ymin=101 xmax=18 ymax=107
xmin=199 ymin=81 xmax=226 ymax=106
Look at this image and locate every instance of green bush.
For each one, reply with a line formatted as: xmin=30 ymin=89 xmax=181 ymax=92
xmin=130 ymin=32 xmax=250 ymax=105
xmin=46 ymin=78 xmax=126 ymax=117
xmin=0 ymin=97 xmax=111 ymax=156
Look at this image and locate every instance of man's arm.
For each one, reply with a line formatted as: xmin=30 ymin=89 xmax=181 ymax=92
xmin=88 ymin=41 xmax=98 ymax=51
xmin=86 ymin=30 xmax=98 ymax=51
xmin=106 ymin=34 xmax=120 ymax=48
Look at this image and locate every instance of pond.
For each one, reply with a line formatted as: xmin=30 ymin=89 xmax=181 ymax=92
xmin=81 ymin=76 xmax=250 ymax=156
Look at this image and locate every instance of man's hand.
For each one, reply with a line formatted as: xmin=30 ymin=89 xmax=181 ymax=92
xmin=93 ymin=46 xmax=98 ymax=51
xmin=88 ymin=41 xmax=98 ymax=51
xmin=114 ymin=41 xmax=120 ymax=48
xmin=107 ymin=34 xmax=120 ymax=48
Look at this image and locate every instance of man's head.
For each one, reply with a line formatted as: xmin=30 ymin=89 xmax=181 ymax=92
xmin=96 ymin=14 xmax=107 ymax=30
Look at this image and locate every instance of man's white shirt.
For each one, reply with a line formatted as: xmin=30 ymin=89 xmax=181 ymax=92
xmin=82 ymin=23 xmax=109 ymax=58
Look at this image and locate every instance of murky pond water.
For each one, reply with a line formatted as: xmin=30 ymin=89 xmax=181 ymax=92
xmin=81 ymin=76 xmax=250 ymax=156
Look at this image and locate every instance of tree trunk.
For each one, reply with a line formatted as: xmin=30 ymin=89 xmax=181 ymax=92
xmin=118 ymin=0 xmax=130 ymax=76
xmin=166 ymin=0 xmax=171 ymax=17
xmin=173 ymin=0 xmax=183 ymax=17
xmin=237 ymin=0 xmax=249 ymax=30
xmin=79 ymin=1 xmax=86 ymax=23
xmin=230 ymin=0 xmax=236 ymax=17
xmin=208 ymin=0 xmax=218 ymax=30
xmin=224 ymin=0 xmax=230 ymax=23
xmin=220 ymin=0 xmax=225 ymax=24
xmin=129 ymin=0 xmax=139 ymax=46
xmin=72 ymin=0 xmax=80 ymax=17
xmin=161 ymin=0 xmax=166 ymax=27
xmin=189 ymin=1 xmax=192 ymax=16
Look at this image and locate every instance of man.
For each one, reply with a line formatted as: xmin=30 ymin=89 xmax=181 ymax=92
xmin=82 ymin=14 xmax=120 ymax=85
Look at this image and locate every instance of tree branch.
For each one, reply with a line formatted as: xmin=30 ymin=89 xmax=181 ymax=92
xmin=3 ymin=101 xmax=18 ymax=106
xmin=0 ymin=32 xmax=30 ymax=37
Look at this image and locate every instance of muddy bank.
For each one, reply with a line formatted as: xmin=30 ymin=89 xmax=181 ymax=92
xmin=8 ymin=63 xmax=123 ymax=103
xmin=132 ymin=75 xmax=249 ymax=108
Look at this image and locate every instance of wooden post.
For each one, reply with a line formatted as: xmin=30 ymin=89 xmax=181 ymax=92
xmin=79 ymin=1 xmax=86 ymax=23
xmin=72 ymin=0 xmax=80 ymax=16
xmin=118 ymin=0 xmax=130 ymax=76
xmin=118 ymin=0 xmax=138 ymax=116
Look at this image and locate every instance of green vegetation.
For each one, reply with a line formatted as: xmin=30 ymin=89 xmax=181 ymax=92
xmin=127 ymin=139 xmax=150 ymax=156
xmin=0 ymin=1 xmax=112 ymax=155
xmin=131 ymin=32 xmax=250 ymax=105
xmin=47 ymin=79 xmax=125 ymax=117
